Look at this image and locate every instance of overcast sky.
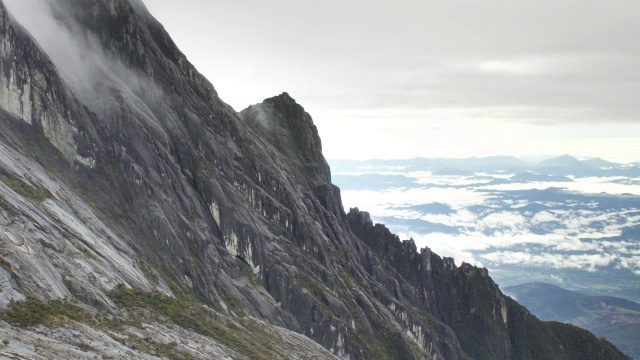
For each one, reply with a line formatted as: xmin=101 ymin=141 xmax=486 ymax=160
xmin=141 ymin=0 xmax=640 ymax=162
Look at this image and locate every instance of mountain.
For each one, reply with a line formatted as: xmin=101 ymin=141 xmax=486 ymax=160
xmin=330 ymin=156 xmax=533 ymax=174
xmin=0 ymin=0 xmax=631 ymax=358
xmin=533 ymin=155 xmax=594 ymax=177
xmin=509 ymin=172 xmax=574 ymax=183
xmin=537 ymin=155 xmax=584 ymax=168
xmin=504 ymin=283 xmax=640 ymax=359
xmin=330 ymin=156 xmax=640 ymax=178
xmin=582 ymin=158 xmax=619 ymax=169
xmin=534 ymin=155 xmax=640 ymax=177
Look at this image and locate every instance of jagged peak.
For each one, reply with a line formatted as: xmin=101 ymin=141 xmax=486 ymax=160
xmin=245 ymin=91 xmax=305 ymax=117
xmin=127 ymin=0 xmax=150 ymax=14
xmin=271 ymin=91 xmax=294 ymax=102
xmin=241 ymin=92 xmax=329 ymax=181
xmin=348 ymin=207 xmax=373 ymax=227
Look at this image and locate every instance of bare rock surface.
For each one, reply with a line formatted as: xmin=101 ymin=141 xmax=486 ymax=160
xmin=0 ymin=0 xmax=632 ymax=359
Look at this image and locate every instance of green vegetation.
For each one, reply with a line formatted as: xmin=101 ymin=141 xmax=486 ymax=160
xmin=127 ymin=338 xmax=178 ymax=359
xmin=107 ymin=285 xmax=186 ymax=319
xmin=72 ymin=242 xmax=99 ymax=261
xmin=0 ymin=286 xmax=302 ymax=358
xmin=375 ymin=326 xmax=415 ymax=359
xmin=505 ymin=282 xmax=640 ymax=358
xmin=548 ymin=321 xmax=630 ymax=359
xmin=292 ymin=272 xmax=337 ymax=318
xmin=596 ymin=323 xmax=640 ymax=359
xmin=346 ymin=301 xmax=430 ymax=360
xmin=0 ymin=176 xmax=52 ymax=202
xmin=107 ymin=284 xmax=291 ymax=359
xmin=506 ymin=297 xmax=632 ymax=360
xmin=188 ymin=248 xmax=206 ymax=272
xmin=38 ymin=238 xmax=59 ymax=252
xmin=507 ymin=299 xmax=567 ymax=360
xmin=0 ymin=296 xmax=90 ymax=327
xmin=211 ymin=274 xmax=245 ymax=316
xmin=181 ymin=160 xmax=201 ymax=175
xmin=0 ymin=257 xmax=14 ymax=275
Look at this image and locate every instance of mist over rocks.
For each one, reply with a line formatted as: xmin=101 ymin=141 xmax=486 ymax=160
xmin=0 ymin=0 xmax=632 ymax=358
xmin=241 ymin=92 xmax=331 ymax=183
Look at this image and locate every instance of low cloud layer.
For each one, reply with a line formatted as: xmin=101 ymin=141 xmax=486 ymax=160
xmin=340 ymin=170 xmax=640 ymax=276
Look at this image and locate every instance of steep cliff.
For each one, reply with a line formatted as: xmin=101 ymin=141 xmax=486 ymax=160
xmin=0 ymin=0 xmax=630 ymax=358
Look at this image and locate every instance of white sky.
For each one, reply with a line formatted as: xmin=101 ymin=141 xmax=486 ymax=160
xmin=141 ymin=0 xmax=640 ymax=163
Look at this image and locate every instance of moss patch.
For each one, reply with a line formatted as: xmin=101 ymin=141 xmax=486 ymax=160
xmin=107 ymin=285 xmax=294 ymax=359
xmin=0 ymin=296 xmax=90 ymax=327
xmin=0 ymin=176 xmax=52 ymax=202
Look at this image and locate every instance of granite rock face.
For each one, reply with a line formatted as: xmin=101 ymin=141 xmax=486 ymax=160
xmin=0 ymin=0 xmax=631 ymax=359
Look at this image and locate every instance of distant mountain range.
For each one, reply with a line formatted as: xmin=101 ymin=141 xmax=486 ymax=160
xmin=330 ymin=155 xmax=640 ymax=178
xmin=505 ymin=282 xmax=640 ymax=359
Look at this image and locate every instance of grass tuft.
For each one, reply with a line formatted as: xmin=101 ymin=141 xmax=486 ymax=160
xmin=0 ymin=176 xmax=52 ymax=202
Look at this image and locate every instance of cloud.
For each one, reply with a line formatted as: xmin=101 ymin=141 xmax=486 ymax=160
xmin=531 ymin=211 xmax=557 ymax=224
xmin=341 ymin=187 xmax=488 ymax=214
xmin=404 ymin=205 xmax=640 ymax=273
xmin=480 ymin=212 xmax=527 ymax=231
xmin=4 ymin=0 xmax=169 ymax=128
xmin=475 ymin=58 xmax=552 ymax=75
xmin=345 ymin=170 xmax=640 ymax=277
xmin=478 ymin=179 xmax=640 ymax=196
xmin=409 ymin=172 xmax=494 ymax=186
xmin=479 ymin=252 xmax=617 ymax=272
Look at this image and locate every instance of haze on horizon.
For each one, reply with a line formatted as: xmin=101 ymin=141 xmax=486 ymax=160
xmin=142 ymin=0 xmax=640 ymax=163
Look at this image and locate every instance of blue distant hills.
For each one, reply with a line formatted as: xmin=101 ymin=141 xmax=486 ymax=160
xmin=505 ymin=282 xmax=640 ymax=359
xmin=330 ymin=155 xmax=640 ymax=178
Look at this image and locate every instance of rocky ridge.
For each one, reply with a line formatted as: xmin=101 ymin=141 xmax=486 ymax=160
xmin=0 ymin=0 xmax=631 ymax=358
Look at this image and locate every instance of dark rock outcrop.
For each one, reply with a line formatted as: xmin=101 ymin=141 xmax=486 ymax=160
xmin=0 ymin=0 xmax=631 ymax=359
